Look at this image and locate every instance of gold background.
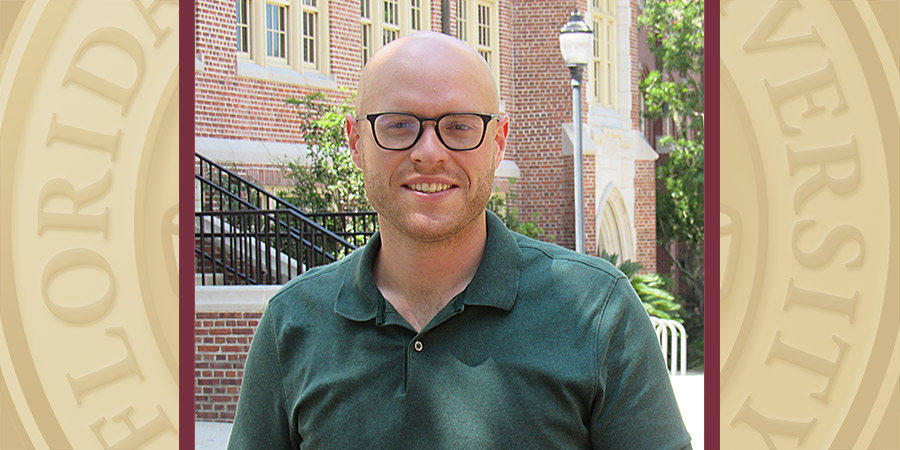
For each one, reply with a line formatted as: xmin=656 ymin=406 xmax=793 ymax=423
xmin=720 ymin=0 xmax=899 ymax=448
xmin=1 ymin=0 xmax=180 ymax=448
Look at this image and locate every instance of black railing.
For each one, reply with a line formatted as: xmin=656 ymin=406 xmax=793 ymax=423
xmin=195 ymin=210 xmax=357 ymax=286
xmin=196 ymin=153 xmax=299 ymax=213
xmin=195 ymin=153 xmax=379 ymax=286
xmin=308 ymin=212 xmax=378 ymax=248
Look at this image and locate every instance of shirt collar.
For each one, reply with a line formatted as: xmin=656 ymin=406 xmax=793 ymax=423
xmin=334 ymin=210 xmax=522 ymax=322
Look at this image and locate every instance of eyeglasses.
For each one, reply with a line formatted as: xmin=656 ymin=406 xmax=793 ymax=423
xmin=356 ymin=112 xmax=501 ymax=151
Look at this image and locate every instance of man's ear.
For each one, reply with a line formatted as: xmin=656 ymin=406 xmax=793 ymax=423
xmin=492 ymin=114 xmax=510 ymax=172
xmin=346 ymin=113 xmax=363 ymax=168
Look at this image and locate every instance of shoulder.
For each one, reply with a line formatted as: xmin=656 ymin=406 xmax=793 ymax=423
xmin=514 ymin=233 xmax=625 ymax=285
xmin=264 ymin=249 xmax=357 ymax=317
xmin=507 ymin=232 xmax=637 ymax=320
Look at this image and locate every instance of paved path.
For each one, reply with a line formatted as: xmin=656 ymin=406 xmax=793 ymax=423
xmin=196 ymin=374 xmax=704 ymax=449
xmin=196 ymin=421 xmax=232 ymax=450
xmin=671 ymin=373 xmax=704 ymax=450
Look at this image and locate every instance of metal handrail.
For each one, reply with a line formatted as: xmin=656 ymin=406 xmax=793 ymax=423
xmin=195 ymin=210 xmax=358 ymax=285
xmin=194 ymin=152 xmax=377 ymax=285
xmin=306 ymin=211 xmax=378 ymax=248
xmin=197 ymin=152 xmax=309 ymax=214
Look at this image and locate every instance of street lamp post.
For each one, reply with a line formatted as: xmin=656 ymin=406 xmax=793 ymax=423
xmin=559 ymin=9 xmax=593 ymax=254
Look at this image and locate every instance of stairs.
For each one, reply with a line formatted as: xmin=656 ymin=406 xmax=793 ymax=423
xmin=194 ymin=153 xmax=376 ymax=285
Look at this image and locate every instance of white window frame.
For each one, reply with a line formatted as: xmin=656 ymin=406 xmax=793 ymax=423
xmin=235 ymin=0 xmax=334 ymax=88
xmin=301 ymin=0 xmax=319 ymax=70
xmin=381 ymin=0 xmax=401 ymax=46
xmin=409 ymin=0 xmax=424 ymax=32
xmin=360 ymin=0 xmax=373 ymax=67
xmin=590 ymin=0 xmax=616 ymax=109
xmin=265 ymin=1 xmax=288 ymax=64
xmin=236 ymin=0 xmax=252 ymax=56
xmin=456 ymin=0 xmax=499 ymax=85
xmin=362 ymin=0 xmax=433 ymax=57
xmin=456 ymin=0 xmax=469 ymax=42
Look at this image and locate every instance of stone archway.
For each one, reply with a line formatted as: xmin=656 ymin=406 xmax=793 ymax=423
xmin=597 ymin=185 xmax=635 ymax=261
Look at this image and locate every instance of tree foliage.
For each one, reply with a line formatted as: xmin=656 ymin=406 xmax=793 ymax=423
xmin=639 ymin=0 xmax=704 ymax=313
xmin=281 ymin=91 xmax=371 ymax=212
xmin=486 ymin=180 xmax=548 ymax=240
xmin=639 ymin=0 xmax=704 ymax=369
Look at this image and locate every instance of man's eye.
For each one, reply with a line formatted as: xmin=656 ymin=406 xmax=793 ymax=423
xmin=444 ymin=122 xmax=476 ymax=132
xmin=385 ymin=121 xmax=415 ymax=129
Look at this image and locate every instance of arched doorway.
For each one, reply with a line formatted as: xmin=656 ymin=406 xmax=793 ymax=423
xmin=597 ymin=185 xmax=635 ymax=261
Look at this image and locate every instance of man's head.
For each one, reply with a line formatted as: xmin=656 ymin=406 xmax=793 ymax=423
xmin=347 ymin=32 xmax=509 ymax=243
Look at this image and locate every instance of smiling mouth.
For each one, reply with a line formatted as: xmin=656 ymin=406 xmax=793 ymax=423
xmin=406 ymin=183 xmax=455 ymax=193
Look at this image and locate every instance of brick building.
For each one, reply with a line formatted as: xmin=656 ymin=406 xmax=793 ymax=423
xmin=194 ymin=0 xmax=660 ymax=422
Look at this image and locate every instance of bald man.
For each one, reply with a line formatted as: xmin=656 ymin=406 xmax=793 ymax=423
xmin=228 ymin=32 xmax=691 ymax=449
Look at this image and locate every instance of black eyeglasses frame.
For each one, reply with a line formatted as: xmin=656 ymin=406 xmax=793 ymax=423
xmin=356 ymin=112 xmax=501 ymax=151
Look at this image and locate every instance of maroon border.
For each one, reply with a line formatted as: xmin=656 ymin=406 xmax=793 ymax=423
xmin=179 ymin=1 xmax=196 ymax=448
xmin=703 ymin=0 xmax=720 ymax=448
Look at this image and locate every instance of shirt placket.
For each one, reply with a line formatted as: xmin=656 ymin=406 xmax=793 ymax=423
xmin=381 ymin=297 xmax=466 ymax=395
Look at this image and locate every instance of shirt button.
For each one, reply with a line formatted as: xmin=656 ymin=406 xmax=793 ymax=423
xmin=413 ymin=341 xmax=423 ymax=352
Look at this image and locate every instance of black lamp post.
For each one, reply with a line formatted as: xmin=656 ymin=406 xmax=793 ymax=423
xmin=559 ymin=9 xmax=592 ymax=254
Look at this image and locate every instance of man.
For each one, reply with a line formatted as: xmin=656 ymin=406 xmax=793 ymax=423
xmin=228 ymin=32 xmax=691 ymax=449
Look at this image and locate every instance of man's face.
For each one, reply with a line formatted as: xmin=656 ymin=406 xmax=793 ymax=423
xmin=347 ymin=36 xmax=508 ymax=243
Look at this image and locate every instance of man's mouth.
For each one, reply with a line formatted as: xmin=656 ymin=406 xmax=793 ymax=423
xmin=406 ymin=183 xmax=454 ymax=193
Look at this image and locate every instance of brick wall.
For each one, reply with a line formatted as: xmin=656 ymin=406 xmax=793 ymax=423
xmin=505 ymin=0 xmax=591 ymax=251
xmin=194 ymin=0 xmax=360 ymax=142
xmin=195 ymin=312 xmax=262 ymax=422
xmin=631 ymin=0 xmax=656 ymax=273
xmin=634 ymin=160 xmax=656 ymax=272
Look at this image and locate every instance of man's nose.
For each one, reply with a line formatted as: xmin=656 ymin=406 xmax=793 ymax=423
xmin=409 ymin=122 xmax=449 ymax=165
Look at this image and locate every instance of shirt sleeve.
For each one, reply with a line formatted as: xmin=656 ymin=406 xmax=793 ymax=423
xmin=227 ymin=303 xmax=301 ymax=450
xmin=590 ymin=277 xmax=693 ymax=450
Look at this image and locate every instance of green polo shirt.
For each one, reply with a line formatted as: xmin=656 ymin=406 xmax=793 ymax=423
xmin=228 ymin=211 xmax=692 ymax=449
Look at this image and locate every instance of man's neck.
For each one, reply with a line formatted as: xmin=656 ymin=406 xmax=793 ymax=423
xmin=373 ymin=214 xmax=488 ymax=332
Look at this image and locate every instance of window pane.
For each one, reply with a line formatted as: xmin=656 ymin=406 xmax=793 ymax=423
xmin=383 ymin=28 xmax=398 ymax=45
xmin=361 ymin=23 xmax=371 ymax=66
xmin=266 ymin=3 xmax=286 ymax=58
xmin=479 ymin=50 xmax=490 ymax=66
xmin=477 ymin=3 xmax=489 ymax=46
xmin=384 ymin=0 xmax=398 ymax=25
xmin=411 ymin=0 xmax=421 ymax=31
xmin=236 ymin=0 xmax=250 ymax=52
xmin=360 ymin=0 xmax=369 ymax=18
xmin=303 ymin=10 xmax=316 ymax=64
xmin=457 ymin=0 xmax=468 ymax=40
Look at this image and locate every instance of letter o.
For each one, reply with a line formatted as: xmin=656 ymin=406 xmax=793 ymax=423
xmin=41 ymin=249 xmax=115 ymax=324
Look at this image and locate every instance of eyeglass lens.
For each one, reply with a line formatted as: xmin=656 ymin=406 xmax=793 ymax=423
xmin=373 ymin=113 xmax=487 ymax=150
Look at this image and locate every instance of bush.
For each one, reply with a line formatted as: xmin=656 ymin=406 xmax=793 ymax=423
xmin=599 ymin=251 xmax=683 ymax=322
xmin=486 ymin=180 xmax=548 ymax=240
xmin=280 ymin=91 xmax=370 ymax=213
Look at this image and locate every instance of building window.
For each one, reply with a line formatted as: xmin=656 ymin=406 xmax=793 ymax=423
xmin=382 ymin=0 xmax=400 ymax=45
xmin=356 ymin=1 xmax=432 ymax=61
xmin=361 ymin=0 xmax=372 ymax=67
xmin=591 ymin=0 xmax=616 ymax=108
xmin=236 ymin=0 xmax=251 ymax=54
xmin=266 ymin=3 xmax=287 ymax=59
xmin=410 ymin=0 xmax=422 ymax=31
xmin=302 ymin=0 xmax=318 ymax=67
xmin=234 ymin=0 xmax=333 ymax=85
xmin=457 ymin=0 xmax=497 ymax=82
xmin=456 ymin=0 xmax=468 ymax=40
xmin=476 ymin=3 xmax=491 ymax=65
